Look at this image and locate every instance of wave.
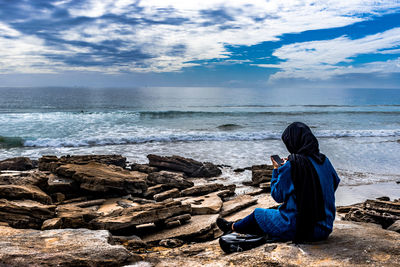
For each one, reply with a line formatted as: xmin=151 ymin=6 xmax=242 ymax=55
xmin=138 ymin=110 xmax=400 ymax=119
xmin=0 ymin=136 xmax=25 ymax=148
xmin=19 ymin=129 xmax=400 ymax=148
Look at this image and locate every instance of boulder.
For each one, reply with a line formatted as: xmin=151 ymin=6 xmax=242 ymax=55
xmin=251 ymin=164 xmax=273 ymax=185
xmin=39 ymin=154 xmax=127 ymax=172
xmin=147 ymin=154 xmax=221 ymax=178
xmin=147 ymin=171 xmax=194 ymax=190
xmin=179 ymin=192 xmax=223 ymax=215
xmin=0 ymin=225 xmax=135 ymax=266
xmin=90 ymin=199 xmax=191 ymax=231
xmin=142 ymin=214 xmax=219 ymax=244
xmin=131 ymin=163 xmax=158 ymax=173
xmin=41 ymin=218 xmax=63 ymax=230
xmin=220 ymin=194 xmax=258 ymax=217
xmin=0 ymin=157 xmax=34 ymax=171
xmin=154 ymin=188 xmax=180 ymax=202
xmin=0 ymin=184 xmax=52 ymax=204
xmin=0 ymin=199 xmax=55 ymax=229
xmin=55 ymin=162 xmax=148 ymax=195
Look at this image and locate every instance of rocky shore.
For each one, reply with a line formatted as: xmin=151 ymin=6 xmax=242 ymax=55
xmin=0 ymin=154 xmax=399 ymax=266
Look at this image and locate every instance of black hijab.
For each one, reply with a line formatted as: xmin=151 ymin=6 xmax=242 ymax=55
xmin=281 ymin=122 xmax=326 ymax=243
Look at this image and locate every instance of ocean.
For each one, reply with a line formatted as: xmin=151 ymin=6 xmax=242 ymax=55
xmin=1 ymin=86 xmax=400 ymax=193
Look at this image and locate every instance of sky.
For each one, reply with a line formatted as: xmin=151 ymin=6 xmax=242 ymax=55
xmin=1 ymin=0 xmax=400 ymax=88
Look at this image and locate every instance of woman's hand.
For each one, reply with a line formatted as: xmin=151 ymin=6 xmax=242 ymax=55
xmin=271 ymin=156 xmax=281 ymax=169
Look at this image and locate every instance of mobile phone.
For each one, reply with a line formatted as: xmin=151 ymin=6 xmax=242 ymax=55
xmin=271 ymin=155 xmax=284 ymax=166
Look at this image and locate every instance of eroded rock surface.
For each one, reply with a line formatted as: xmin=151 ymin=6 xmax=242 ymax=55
xmin=141 ymin=220 xmax=400 ymax=266
xmin=39 ymin=154 xmax=127 ymax=172
xmin=56 ymin=162 xmax=147 ymax=195
xmin=147 ymin=171 xmax=193 ymax=190
xmin=0 ymin=157 xmax=34 ymax=171
xmin=251 ymin=164 xmax=273 ymax=185
xmin=0 ymin=184 xmax=52 ymax=204
xmin=0 ymin=225 xmax=135 ymax=266
xmin=148 ymin=154 xmax=221 ymax=178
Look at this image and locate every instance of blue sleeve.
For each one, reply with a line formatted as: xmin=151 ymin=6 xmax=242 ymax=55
xmin=270 ymin=161 xmax=294 ymax=203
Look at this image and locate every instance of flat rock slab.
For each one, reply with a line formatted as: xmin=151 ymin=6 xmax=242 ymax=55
xmin=0 ymin=225 xmax=134 ymax=266
xmin=225 ymin=194 xmax=277 ymax=221
xmin=179 ymin=192 xmax=223 ymax=215
xmin=142 ymin=214 xmax=219 ymax=244
xmin=0 ymin=184 xmax=52 ymax=204
xmin=142 ymin=220 xmax=400 ymax=266
xmin=220 ymin=195 xmax=258 ymax=217
xmin=56 ymin=162 xmax=148 ymax=195
xmin=39 ymin=154 xmax=127 ymax=172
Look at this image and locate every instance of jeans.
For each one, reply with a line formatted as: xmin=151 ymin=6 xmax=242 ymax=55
xmin=233 ymin=211 xmax=265 ymax=235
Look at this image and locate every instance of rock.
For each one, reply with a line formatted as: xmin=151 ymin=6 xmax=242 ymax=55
xmin=141 ymin=220 xmax=400 ymax=266
xmin=147 ymin=171 xmax=194 ymax=190
xmin=147 ymin=154 xmax=221 ymax=178
xmin=251 ymin=164 xmax=273 ymax=185
xmin=154 ymin=188 xmax=180 ymax=202
xmin=112 ymin=234 xmax=147 ymax=249
xmin=179 ymin=192 xmax=223 ymax=215
xmin=131 ymin=163 xmax=158 ymax=173
xmin=0 ymin=225 xmax=135 ymax=266
xmin=0 ymin=199 xmax=55 ymax=229
xmin=0 ymin=184 xmax=52 ymax=204
xmin=56 ymin=204 xmax=100 ymax=228
xmin=52 ymin=192 xmax=66 ymax=203
xmin=233 ymin=168 xmax=245 ymax=173
xmin=143 ymin=184 xmax=170 ymax=198
xmin=41 ymin=218 xmax=63 ymax=230
xmin=72 ymin=198 xmax=107 ymax=208
xmin=164 ymin=214 xmax=191 ymax=224
xmin=0 ymin=157 xmax=34 ymax=171
xmin=247 ymin=188 xmax=266 ymax=196
xmin=142 ymin=214 xmax=219 ymax=244
xmin=90 ymin=199 xmax=191 ymax=231
xmin=0 ymin=170 xmax=49 ymax=190
xmin=344 ymin=199 xmax=400 ymax=228
xmin=39 ymin=154 xmax=127 ymax=172
xmin=180 ymin=183 xmax=226 ymax=197
xmin=159 ymin=238 xmax=185 ymax=248
xmin=220 ymin=194 xmax=258 ymax=217
xmin=47 ymin=173 xmax=77 ymax=193
xmin=56 ymin=162 xmax=148 ymax=195
xmin=259 ymin=182 xmax=271 ymax=192
xmin=387 ymin=220 xmax=400 ymax=233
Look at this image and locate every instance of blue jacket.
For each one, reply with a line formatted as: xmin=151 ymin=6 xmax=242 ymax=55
xmin=254 ymin=157 xmax=340 ymax=241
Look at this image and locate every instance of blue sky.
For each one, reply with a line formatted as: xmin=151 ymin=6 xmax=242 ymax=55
xmin=1 ymin=0 xmax=400 ymax=88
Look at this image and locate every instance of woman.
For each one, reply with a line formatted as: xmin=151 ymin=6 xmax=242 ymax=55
xmin=217 ymin=122 xmax=340 ymax=242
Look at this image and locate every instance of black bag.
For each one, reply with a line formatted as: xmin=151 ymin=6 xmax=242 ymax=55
xmin=219 ymin=233 xmax=268 ymax=253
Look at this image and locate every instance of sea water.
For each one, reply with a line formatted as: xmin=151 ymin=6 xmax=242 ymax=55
xmin=1 ymin=86 xmax=400 ymax=188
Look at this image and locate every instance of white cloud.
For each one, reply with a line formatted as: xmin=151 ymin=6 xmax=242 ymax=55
xmin=1 ymin=0 xmax=400 ymax=74
xmin=261 ymin=27 xmax=400 ymax=80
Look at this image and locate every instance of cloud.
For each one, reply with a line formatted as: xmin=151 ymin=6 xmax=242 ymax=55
xmin=0 ymin=0 xmax=400 ymax=75
xmin=258 ymin=27 xmax=400 ymax=80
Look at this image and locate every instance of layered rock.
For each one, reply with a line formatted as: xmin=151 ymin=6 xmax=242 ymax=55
xmin=39 ymin=154 xmax=127 ymax=172
xmin=147 ymin=154 xmax=221 ymax=178
xmin=0 ymin=225 xmax=135 ymax=266
xmin=251 ymin=164 xmax=273 ymax=185
xmin=0 ymin=199 xmax=55 ymax=229
xmin=179 ymin=192 xmax=223 ymax=215
xmin=90 ymin=199 xmax=191 ymax=232
xmin=0 ymin=184 xmax=52 ymax=204
xmin=142 ymin=214 xmax=219 ymax=244
xmin=131 ymin=163 xmax=158 ymax=173
xmin=220 ymin=194 xmax=258 ymax=217
xmin=0 ymin=170 xmax=49 ymax=190
xmin=180 ymin=183 xmax=233 ymax=197
xmin=147 ymin=171 xmax=193 ymax=190
xmin=0 ymin=157 xmax=34 ymax=171
xmin=55 ymin=162 xmax=148 ymax=195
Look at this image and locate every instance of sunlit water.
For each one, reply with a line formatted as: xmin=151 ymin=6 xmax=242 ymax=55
xmin=1 ymin=87 xmax=400 ymax=189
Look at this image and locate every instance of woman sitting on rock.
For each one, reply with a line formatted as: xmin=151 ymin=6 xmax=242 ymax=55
xmin=217 ymin=122 xmax=340 ymax=243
